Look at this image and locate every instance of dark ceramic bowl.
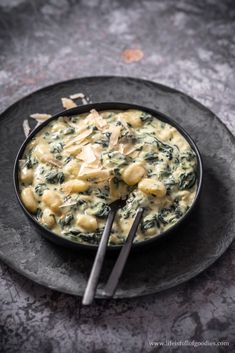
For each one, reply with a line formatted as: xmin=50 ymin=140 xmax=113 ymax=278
xmin=14 ymin=102 xmax=203 ymax=251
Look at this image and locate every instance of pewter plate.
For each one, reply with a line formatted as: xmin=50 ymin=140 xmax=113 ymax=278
xmin=0 ymin=76 xmax=234 ymax=298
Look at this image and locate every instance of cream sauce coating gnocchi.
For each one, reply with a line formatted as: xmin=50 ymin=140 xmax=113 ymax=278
xmin=19 ymin=109 xmax=197 ymax=245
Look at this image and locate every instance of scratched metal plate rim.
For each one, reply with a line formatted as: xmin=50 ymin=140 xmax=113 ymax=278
xmin=0 ymin=76 xmax=234 ymax=299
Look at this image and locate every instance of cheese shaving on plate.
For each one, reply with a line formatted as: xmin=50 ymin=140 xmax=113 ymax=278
xmin=23 ymin=119 xmax=31 ymax=137
xmin=30 ymin=113 xmax=52 ymax=123
xmin=69 ymin=93 xmax=85 ymax=100
xmin=61 ymin=98 xmax=77 ymax=109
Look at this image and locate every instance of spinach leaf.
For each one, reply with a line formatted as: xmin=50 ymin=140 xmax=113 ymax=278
xmin=113 ymin=168 xmax=121 ymax=179
xmin=144 ymin=152 xmax=159 ymax=163
xmin=70 ymin=198 xmax=87 ymax=211
xmin=140 ymin=112 xmax=153 ymax=123
xmin=160 ymin=165 xmax=172 ymax=178
xmin=65 ymin=230 xmax=103 ymax=245
xmin=180 ymin=151 xmax=196 ymax=162
xmin=55 ymin=155 xmax=62 ymax=160
xmin=160 ymin=170 xmax=171 ymax=178
xmin=35 ymin=183 xmax=48 ymax=196
xmin=141 ymin=217 xmax=159 ymax=231
xmin=77 ymin=232 xmax=102 ymax=245
xmin=45 ymin=171 xmax=64 ymax=184
xmin=39 ymin=166 xmax=45 ymax=175
xmin=96 ymin=132 xmax=111 ymax=147
xmin=36 ymin=208 xmax=43 ymax=219
xmin=111 ymin=168 xmax=122 ymax=186
xmin=64 ymin=127 xmax=75 ymax=135
xmin=122 ymin=191 xmax=147 ymax=219
xmin=164 ymin=178 xmax=176 ymax=191
xmin=158 ymin=203 xmax=183 ymax=225
xmin=157 ymin=141 xmax=173 ymax=160
xmin=59 ymin=214 xmax=74 ymax=228
xmin=179 ymin=172 xmax=196 ymax=190
xmin=113 ymin=177 xmax=120 ymax=186
xmin=50 ymin=142 xmax=63 ymax=153
xmin=93 ymin=188 xmax=109 ymax=199
xmin=157 ymin=210 xmax=169 ymax=225
xmin=92 ymin=203 xmax=111 ymax=218
xmin=64 ymin=156 xmax=72 ymax=165
xmin=149 ymin=134 xmax=174 ymax=160
xmin=25 ymin=155 xmax=38 ymax=169
xmin=122 ymin=208 xmax=131 ymax=219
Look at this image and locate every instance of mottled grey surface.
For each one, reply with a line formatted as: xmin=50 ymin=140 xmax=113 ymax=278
xmin=0 ymin=1 xmax=234 ymax=353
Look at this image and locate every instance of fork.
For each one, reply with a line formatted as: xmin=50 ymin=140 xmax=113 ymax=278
xmin=82 ymin=199 xmax=143 ymax=305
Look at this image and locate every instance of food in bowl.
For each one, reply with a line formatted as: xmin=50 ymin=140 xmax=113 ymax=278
xmin=18 ymin=108 xmax=198 ymax=245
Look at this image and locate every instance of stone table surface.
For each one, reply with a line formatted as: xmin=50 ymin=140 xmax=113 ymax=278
xmin=0 ymin=0 xmax=234 ymax=352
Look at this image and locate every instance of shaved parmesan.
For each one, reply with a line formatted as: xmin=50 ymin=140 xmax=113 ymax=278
xmin=59 ymin=200 xmax=78 ymax=208
xmin=30 ymin=113 xmax=52 ymax=123
xmin=84 ymin=111 xmax=97 ymax=124
xmin=84 ymin=109 xmax=108 ymax=131
xmin=92 ymin=144 xmax=102 ymax=158
xmin=109 ymin=126 xmax=121 ymax=147
xmin=64 ymin=144 xmax=83 ymax=156
xmin=77 ymin=144 xmax=97 ymax=163
xmin=64 ymin=129 xmax=92 ymax=148
xmin=69 ymin=92 xmax=85 ymax=100
xmin=82 ymin=97 xmax=89 ymax=104
xmin=19 ymin=159 xmax=26 ymax=168
xmin=78 ymin=166 xmax=110 ymax=181
xmin=61 ymin=98 xmax=77 ymax=109
xmin=118 ymin=144 xmax=136 ymax=155
xmin=95 ymin=116 xmax=108 ymax=130
xmin=47 ymin=159 xmax=62 ymax=168
xmin=64 ymin=117 xmax=79 ymax=129
xmin=23 ymin=119 xmax=30 ymax=137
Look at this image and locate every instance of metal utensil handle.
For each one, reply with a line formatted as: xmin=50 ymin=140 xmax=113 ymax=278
xmin=103 ymin=207 xmax=144 ymax=298
xmin=82 ymin=209 xmax=116 ymax=305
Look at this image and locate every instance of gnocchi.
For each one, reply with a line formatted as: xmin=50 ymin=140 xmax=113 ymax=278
xmin=62 ymin=179 xmax=90 ymax=193
xmin=41 ymin=208 xmax=55 ymax=228
xmin=21 ymin=187 xmax=38 ymax=213
xmin=122 ymin=163 xmax=146 ymax=186
xmin=20 ymin=167 xmax=34 ymax=184
xmin=120 ymin=110 xmax=142 ymax=128
xmin=138 ymin=178 xmax=166 ymax=197
xmin=42 ymin=190 xmax=62 ymax=214
xmin=76 ymin=214 xmax=98 ymax=232
xmin=33 ymin=143 xmax=52 ymax=163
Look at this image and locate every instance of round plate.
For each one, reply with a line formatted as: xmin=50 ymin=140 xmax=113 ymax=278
xmin=0 ymin=76 xmax=234 ymax=298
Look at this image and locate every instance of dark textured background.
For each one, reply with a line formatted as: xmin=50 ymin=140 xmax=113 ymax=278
xmin=0 ymin=0 xmax=234 ymax=352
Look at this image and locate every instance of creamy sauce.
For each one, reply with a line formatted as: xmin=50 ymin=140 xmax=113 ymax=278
xmin=19 ymin=109 xmax=197 ymax=245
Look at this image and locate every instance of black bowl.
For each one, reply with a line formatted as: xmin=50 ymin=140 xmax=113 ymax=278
xmin=13 ymin=102 xmax=203 ymax=251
